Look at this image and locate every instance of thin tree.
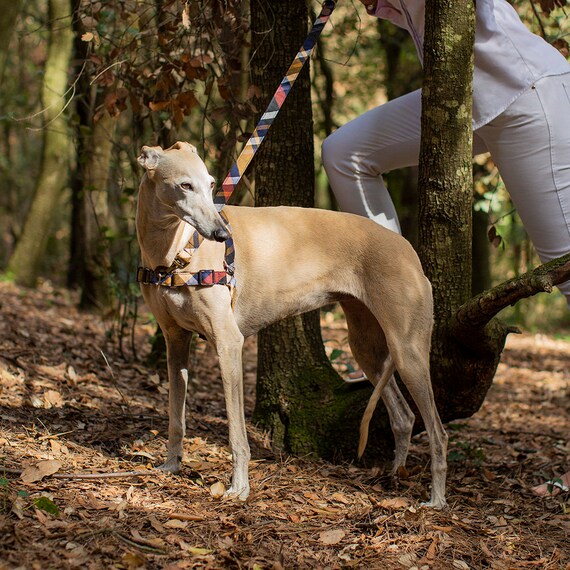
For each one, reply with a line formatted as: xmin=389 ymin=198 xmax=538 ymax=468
xmin=0 ymin=0 xmax=23 ymax=85
xmin=6 ymin=0 xmax=73 ymax=286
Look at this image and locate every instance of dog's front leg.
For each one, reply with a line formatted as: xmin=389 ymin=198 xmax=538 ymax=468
xmin=214 ymin=327 xmax=250 ymax=500
xmin=159 ymin=327 xmax=193 ymax=474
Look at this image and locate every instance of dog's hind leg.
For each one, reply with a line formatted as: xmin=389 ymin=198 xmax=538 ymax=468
xmin=161 ymin=326 xmax=194 ymax=474
xmin=382 ymin=377 xmax=416 ymax=474
xmin=385 ymin=328 xmax=448 ymax=508
xmin=341 ymin=299 xmax=415 ymax=471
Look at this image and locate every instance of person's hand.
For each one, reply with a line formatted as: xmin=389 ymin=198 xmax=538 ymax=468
xmin=359 ymin=0 xmax=378 ymax=11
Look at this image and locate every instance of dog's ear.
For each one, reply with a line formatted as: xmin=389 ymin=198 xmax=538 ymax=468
xmin=167 ymin=141 xmax=198 ymax=154
xmin=137 ymin=146 xmax=162 ymax=171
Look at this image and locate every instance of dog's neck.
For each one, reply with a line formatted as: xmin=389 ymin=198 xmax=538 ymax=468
xmin=136 ymin=177 xmax=194 ymax=269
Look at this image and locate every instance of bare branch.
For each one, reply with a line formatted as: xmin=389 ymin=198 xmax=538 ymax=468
xmin=455 ymin=252 xmax=570 ymax=328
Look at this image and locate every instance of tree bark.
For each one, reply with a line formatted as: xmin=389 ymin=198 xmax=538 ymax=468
xmin=68 ymin=2 xmax=117 ymax=309
xmin=417 ymin=0 xmax=510 ymax=421
xmin=78 ymin=110 xmax=117 ymax=309
xmin=6 ymin=0 xmax=73 ymax=286
xmin=250 ymin=0 xmax=370 ymax=457
xmin=0 ymin=0 xmax=23 ymax=85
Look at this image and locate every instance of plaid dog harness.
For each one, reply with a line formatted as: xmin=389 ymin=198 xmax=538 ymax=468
xmin=137 ymin=212 xmax=236 ymax=291
xmin=137 ymin=1 xmax=335 ymax=294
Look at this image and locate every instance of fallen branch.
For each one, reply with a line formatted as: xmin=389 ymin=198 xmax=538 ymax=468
xmin=3 ymin=467 xmax=157 ymax=480
xmin=455 ymin=253 xmax=570 ymax=328
xmin=53 ymin=470 xmax=155 ymax=480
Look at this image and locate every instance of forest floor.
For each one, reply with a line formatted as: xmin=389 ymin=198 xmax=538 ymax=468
xmin=0 ymin=280 xmax=569 ymax=569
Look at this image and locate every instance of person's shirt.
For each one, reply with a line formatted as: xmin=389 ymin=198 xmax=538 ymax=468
xmin=368 ymin=0 xmax=570 ymax=129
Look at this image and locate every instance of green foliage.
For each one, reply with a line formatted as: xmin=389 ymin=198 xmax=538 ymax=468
xmin=448 ymin=439 xmax=486 ymax=466
xmin=33 ymin=496 xmax=60 ymax=516
xmin=0 ymin=466 xmax=59 ymax=516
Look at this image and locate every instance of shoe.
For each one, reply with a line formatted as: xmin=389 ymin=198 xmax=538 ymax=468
xmin=532 ymin=473 xmax=570 ymax=497
xmin=344 ymin=370 xmax=368 ymax=384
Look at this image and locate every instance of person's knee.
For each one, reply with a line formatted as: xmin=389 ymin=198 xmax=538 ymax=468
xmin=321 ymin=131 xmax=344 ymax=175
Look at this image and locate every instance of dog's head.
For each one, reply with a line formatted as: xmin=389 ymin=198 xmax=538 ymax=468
xmin=137 ymin=142 xmax=230 ymax=242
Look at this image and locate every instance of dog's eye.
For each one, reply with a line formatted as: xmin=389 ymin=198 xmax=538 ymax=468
xmin=180 ymin=182 xmax=193 ymax=191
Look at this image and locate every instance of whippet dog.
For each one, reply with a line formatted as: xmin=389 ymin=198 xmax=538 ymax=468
xmin=136 ymin=141 xmax=448 ymax=508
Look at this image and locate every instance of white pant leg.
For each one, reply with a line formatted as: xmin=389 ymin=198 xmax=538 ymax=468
xmin=477 ymin=73 xmax=570 ymax=305
xmin=322 ymin=90 xmax=424 ymax=234
xmin=322 ymin=89 xmax=487 ymax=234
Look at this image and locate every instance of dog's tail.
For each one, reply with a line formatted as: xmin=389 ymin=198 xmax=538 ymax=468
xmin=358 ymin=356 xmax=395 ymax=459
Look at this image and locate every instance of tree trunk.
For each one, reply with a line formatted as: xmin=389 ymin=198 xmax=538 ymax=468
xmin=417 ymin=0 xmax=509 ymax=422
xmin=250 ymin=0 xmax=371 ymax=457
xmin=78 ymin=110 xmax=117 ymax=309
xmin=68 ymin=3 xmax=117 ymax=309
xmin=6 ymin=0 xmax=73 ymax=286
xmin=0 ymin=0 xmax=23 ymax=85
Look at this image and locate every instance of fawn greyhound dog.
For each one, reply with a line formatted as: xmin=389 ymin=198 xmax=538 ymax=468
xmin=136 ymin=141 xmax=448 ymax=508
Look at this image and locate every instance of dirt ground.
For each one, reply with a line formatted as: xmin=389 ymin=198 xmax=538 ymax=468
xmin=0 ymin=281 xmax=569 ymax=569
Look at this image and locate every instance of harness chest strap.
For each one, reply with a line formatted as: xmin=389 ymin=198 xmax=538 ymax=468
xmin=136 ymin=212 xmax=236 ymax=293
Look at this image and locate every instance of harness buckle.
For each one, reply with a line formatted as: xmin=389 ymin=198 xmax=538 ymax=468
xmin=170 ymin=257 xmax=187 ymax=270
xmin=137 ymin=267 xmax=151 ymax=284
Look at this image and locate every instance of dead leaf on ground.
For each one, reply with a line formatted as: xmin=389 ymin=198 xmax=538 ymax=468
xmin=20 ymin=460 xmax=62 ymax=483
xmin=318 ymin=529 xmax=345 ymax=545
xmin=43 ymin=390 xmax=64 ymax=408
xmin=378 ymin=497 xmax=411 ymax=510
xmin=209 ymin=481 xmax=225 ymax=499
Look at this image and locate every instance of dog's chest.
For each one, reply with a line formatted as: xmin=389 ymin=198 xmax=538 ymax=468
xmin=144 ymin=286 xmax=206 ymax=335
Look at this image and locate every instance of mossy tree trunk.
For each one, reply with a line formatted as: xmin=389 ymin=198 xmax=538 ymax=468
xmin=417 ymin=0 xmax=510 ymax=422
xmin=6 ymin=0 xmax=73 ymax=286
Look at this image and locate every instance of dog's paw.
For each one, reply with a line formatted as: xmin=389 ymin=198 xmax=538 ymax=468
xmin=420 ymin=498 xmax=447 ymax=509
xmin=157 ymin=456 xmax=182 ymax=474
xmin=224 ymin=485 xmax=250 ymax=501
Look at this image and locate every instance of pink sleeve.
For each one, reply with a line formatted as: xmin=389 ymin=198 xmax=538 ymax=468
xmin=369 ymin=1 xmax=406 ymax=29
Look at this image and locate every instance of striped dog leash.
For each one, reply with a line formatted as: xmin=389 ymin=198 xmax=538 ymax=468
xmin=138 ymin=0 xmax=337 ymax=290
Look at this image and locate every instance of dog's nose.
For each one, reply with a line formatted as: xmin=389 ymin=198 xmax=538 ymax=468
xmin=212 ymin=227 xmax=230 ymax=242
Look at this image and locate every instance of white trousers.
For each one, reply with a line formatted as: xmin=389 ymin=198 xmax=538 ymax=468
xmin=322 ymin=73 xmax=570 ymax=304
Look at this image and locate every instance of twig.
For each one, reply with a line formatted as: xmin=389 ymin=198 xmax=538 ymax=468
xmin=112 ymin=530 xmax=167 ymax=554
xmin=4 ymin=468 xmax=157 ymax=480
xmin=100 ymin=350 xmax=132 ymax=415
xmin=53 ymin=470 xmax=155 ymax=480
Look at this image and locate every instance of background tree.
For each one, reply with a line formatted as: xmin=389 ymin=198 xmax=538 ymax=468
xmin=6 ymin=0 xmax=74 ymax=286
xmin=0 ymin=0 xmax=23 ymax=85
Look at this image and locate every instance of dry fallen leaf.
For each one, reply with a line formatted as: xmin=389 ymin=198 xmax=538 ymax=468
xmin=209 ymin=482 xmax=225 ymax=499
xmin=378 ymin=497 xmax=411 ymax=510
xmin=11 ymin=495 xmax=26 ymax=519
xmin=163 ymin=519 xmax=189 ymax=529
xmin=122 ymin=551 xmax=146 ymax=569
xmin=331 ymin=491 xmax=351 ymax=504
xmin=44 ymin=390 xmax=64 ymax=408
xmin=187 ymin=547 xmax=213 ymax=556
xmin=21 ymin=460 xmax=62 ymax=483
xmin=398 ymin=552 xmax=418 ymax=567
xmin=318 ymin=529 xmax=345 ymax=545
